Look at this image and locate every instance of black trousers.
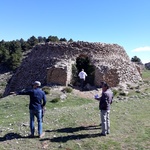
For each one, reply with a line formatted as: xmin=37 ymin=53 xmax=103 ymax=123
xmin=80 ymin=79 xmax=85 ymax=89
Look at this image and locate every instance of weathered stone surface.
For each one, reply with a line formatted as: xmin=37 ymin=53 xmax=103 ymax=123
xmin=47 ymin=67 xmax=67 ymax=85
xmin=3 ymin=41 xmax=142 ymax=96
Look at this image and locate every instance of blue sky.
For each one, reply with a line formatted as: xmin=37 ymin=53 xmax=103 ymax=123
xmin=0 ymin=0 xmax=150 ymax=63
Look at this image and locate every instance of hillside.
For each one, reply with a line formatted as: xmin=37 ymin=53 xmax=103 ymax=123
xmin=0 ymin=70 xmax=150 ymax=150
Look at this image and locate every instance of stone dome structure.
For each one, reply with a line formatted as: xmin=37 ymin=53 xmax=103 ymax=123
xmin=4 ymin=41 xmax=142 ymax=96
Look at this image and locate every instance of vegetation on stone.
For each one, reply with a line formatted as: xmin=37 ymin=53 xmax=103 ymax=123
xmin=63 ymin=87 xmax=73 ymax=93
xmin=51 ymin=97 xmax=61 ymax=103
xmin=42 ymin=86 xmax=51 ymax=94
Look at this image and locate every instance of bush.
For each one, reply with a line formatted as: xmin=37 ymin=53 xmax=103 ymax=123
xmin=71 ymin=64 xmax=78 ymax=85
xmin=119 ymin=92 xmax=126 ymax=96
xmin=42 ymin=86 xmax=50 ymax=94
xmin=0 ymin=82 xmax=6 ymax=86
xmin=51 ymin=97 xmax=60 ymax=103
xmin=131 ymin=56 xmax=141 ymax=63
xmin=63 ymin=87 xmax=73 ymax=93
xmin=112 ymin=89 xmax=118 ymax=96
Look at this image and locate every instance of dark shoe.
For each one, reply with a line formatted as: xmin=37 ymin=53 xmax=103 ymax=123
xmin=100 ymin=123 xmax=102 ymax=126
xmin=107 ymin=132 xmax=110 ymax=134
xmin=28 ymin=134 xmax=34 ymax=138
xmin=38 ymin=132 xmax=45 ymax=138
xmin=99 ymin=133 xmax=106 ymax=136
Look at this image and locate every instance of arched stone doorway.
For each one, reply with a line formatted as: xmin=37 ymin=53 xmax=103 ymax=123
xmin=71 ymin=54 xmax=95 ymax=87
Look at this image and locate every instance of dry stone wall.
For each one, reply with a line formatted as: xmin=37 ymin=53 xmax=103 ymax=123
xmin=4 ymin=41 xmax=142 ymax=96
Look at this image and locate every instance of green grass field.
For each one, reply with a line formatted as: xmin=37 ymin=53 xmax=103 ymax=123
xmin=0 ymin=70 xmax=150 ymax=150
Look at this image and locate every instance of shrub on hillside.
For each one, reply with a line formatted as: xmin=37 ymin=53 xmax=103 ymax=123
xmin=112 ymin=89 xmax=118 ymax=96
xmin=51 ymin=97 xmax=60 ymax=103
xmin=42 ymin=86 xmax=50 ymax=94
xmin=119 ymin=92 xmax=127 ymax=96
xmin=63 ymin=87 xmax=73 ymax=93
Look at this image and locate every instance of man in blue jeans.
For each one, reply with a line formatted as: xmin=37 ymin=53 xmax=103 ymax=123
xmin=15 ymin=81 xmax=46 ymax=138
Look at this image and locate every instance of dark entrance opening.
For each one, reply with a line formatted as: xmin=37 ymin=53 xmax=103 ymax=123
xmin=72 ymin=55 xmax=95 ymax=87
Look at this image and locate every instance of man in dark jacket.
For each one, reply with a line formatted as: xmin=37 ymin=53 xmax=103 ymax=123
xmin=15 ymin=81 xmax=46 ymax=138
xmin=95 ymin=82 xmax=113 ymax=136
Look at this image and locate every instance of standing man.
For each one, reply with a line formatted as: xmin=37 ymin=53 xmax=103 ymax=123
xmin=78 ymin=69 xmax=87 ymax=91
xmin=13 ymin=81 xmax=46 ymax=138
xmin=95 ymin=82 xmax=113 ymax=136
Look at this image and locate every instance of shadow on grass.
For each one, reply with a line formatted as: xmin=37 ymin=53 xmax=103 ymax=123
xmin=72 ymin=85 xmax=99 ymax=92
xmin=0 ymin=132 xmax=38 ymax=142
xmin=40 ymin=125 xmax=102 ymax=143
xmin=0 ymin=125 xmax=102 ymax=142
xmin=46 ymin=125 xmax=101 ymax=133
xmin=49 ymin=133 xmax=101 ymax=143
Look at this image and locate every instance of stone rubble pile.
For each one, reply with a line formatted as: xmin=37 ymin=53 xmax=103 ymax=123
xmin=3 ymin=41 xmax=142 ymax=96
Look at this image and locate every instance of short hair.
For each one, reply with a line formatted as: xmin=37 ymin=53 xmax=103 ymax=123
xmin=102 ymin=82 xmax=109 ymax=89
xmin=100 ymin=81 xmax=105 ymax=85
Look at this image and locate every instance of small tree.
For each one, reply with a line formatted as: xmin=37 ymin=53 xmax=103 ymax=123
xmin=27 ymin=36 xmax=38 ymax=48
xmin=59 ymin=38 xmax=67 ymax=42
xmin=7 ymin=50 xmax=22 ymax=70
xmin=68 ymin=38 xmax=73 ymax=42
xmin=0 ymin=44 xmax=10 ymax=63
xmin=46 ymin=36 xmax=59 ymax=42
xmin=131 ymin=56 xmax=142 ymax=63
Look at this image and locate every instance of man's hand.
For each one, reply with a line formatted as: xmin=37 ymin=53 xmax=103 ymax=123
xmin=10 ymin=92 xmax=17 ymax=95
xmin=94 ymin=94 xmax=101 ymax=101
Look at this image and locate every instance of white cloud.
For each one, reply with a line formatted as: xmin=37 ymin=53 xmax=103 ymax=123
xmin=141 ymin=57 xmax=150 ymax=63
xmin=131 ymin=46 xmax=150 ymax=52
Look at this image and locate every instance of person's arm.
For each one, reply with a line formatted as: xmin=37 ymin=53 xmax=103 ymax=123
xmin=10 ymin=89 xmax=31 ymax=95
xmin=17 ymin=90 xmax=31 ymax=95
xmin=42 ymin=93 xmax=46 ymax=108
xmin=78 ymin=72 xmax=81 ymax=78
xmin=110 ymin=91 xmax=113 ymax=104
